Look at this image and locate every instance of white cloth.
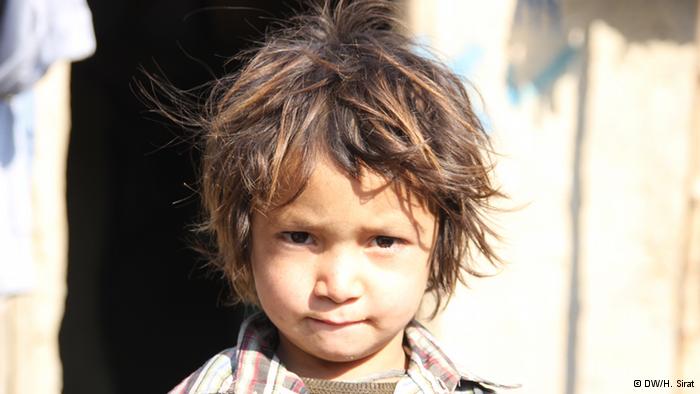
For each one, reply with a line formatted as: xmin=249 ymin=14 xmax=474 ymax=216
xmin=0 ymin=90 xmax=35 ymax=295
xmin=0 ymin=0 xmax=96 ymax=96
xmin=0 ymin=0 xmax=95 ymax=295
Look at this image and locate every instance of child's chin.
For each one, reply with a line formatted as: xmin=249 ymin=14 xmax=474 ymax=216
xmin=304 ymin=338 xmax=387 ymax=365
xmin=312 ymin=348 xmax=371 ymax=363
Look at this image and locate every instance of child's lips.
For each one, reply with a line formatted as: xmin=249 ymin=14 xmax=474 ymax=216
xmin=307 ymin=316 xmax=366 ymax=328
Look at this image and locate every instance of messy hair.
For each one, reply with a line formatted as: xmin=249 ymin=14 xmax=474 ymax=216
xmin=180 ymin=0 xmax=503 ymax=314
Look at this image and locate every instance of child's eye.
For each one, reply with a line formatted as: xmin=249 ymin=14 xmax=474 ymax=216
xmin=373 ymin=236 xmax=399 ymax=248
xmin=281 ymin=231 xmax=313 ymax=245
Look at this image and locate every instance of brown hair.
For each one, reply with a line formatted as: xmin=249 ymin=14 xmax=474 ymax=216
xmin=173 ymin=0 xmax=503 ymax=314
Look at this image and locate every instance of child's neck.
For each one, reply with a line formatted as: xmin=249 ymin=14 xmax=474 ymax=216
xmin=276 ymin=332 xmax=408 ymax=381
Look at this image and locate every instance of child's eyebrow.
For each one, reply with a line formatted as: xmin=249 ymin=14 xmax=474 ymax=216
xmin=269 ymin=209 xmax=428 ymax=239
xmin=269 ymin=214 xmax=323 ymax=230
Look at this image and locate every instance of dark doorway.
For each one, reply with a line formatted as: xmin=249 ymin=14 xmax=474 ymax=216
xmin=61 ymin=2 xmax=303 ymax=393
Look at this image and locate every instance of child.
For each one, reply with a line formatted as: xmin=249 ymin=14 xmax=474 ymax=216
xmin=170 ymin=1 xmax=511 ymax=392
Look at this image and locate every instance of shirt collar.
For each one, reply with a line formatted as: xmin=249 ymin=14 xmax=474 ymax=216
xmin=403 ymin=319 xmax=462 ymax=392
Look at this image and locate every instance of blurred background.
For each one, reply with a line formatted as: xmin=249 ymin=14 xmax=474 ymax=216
xmin=0 ymin=0 xmax=698 ymax=393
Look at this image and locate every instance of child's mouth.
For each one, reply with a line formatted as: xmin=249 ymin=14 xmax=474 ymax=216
xmin=307 ymin=317 xmax=366 ymax=329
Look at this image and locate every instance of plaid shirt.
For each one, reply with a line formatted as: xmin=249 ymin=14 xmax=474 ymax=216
xmin=169 ymin=313 xmax=507 ymax=394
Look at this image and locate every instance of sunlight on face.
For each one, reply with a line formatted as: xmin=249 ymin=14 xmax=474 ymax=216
xmin=250 ymin=157 xmax=436 ymax=380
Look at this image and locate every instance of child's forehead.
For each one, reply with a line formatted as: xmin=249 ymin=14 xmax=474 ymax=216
xmin=271 ymin=153 xmax=430 ymax=210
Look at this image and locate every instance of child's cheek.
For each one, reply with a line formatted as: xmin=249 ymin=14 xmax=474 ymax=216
xmin=254 ymin=255 xmax=314 ymax=310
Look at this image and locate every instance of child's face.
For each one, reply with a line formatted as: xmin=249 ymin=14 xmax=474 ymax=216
xmin=250 ymin=157 xmax=436 ymax=380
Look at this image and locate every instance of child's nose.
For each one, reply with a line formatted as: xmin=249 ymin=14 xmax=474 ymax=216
xmin=312 ymin=247 xmax=364 ymax=304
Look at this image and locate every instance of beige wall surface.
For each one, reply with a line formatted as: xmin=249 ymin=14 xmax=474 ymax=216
xmin=407 ymin=1 xmax=700 ymax=393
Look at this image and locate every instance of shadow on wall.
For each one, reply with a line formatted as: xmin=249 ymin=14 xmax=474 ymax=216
xmin=507 ymin=0 xmax=697 ymax=106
